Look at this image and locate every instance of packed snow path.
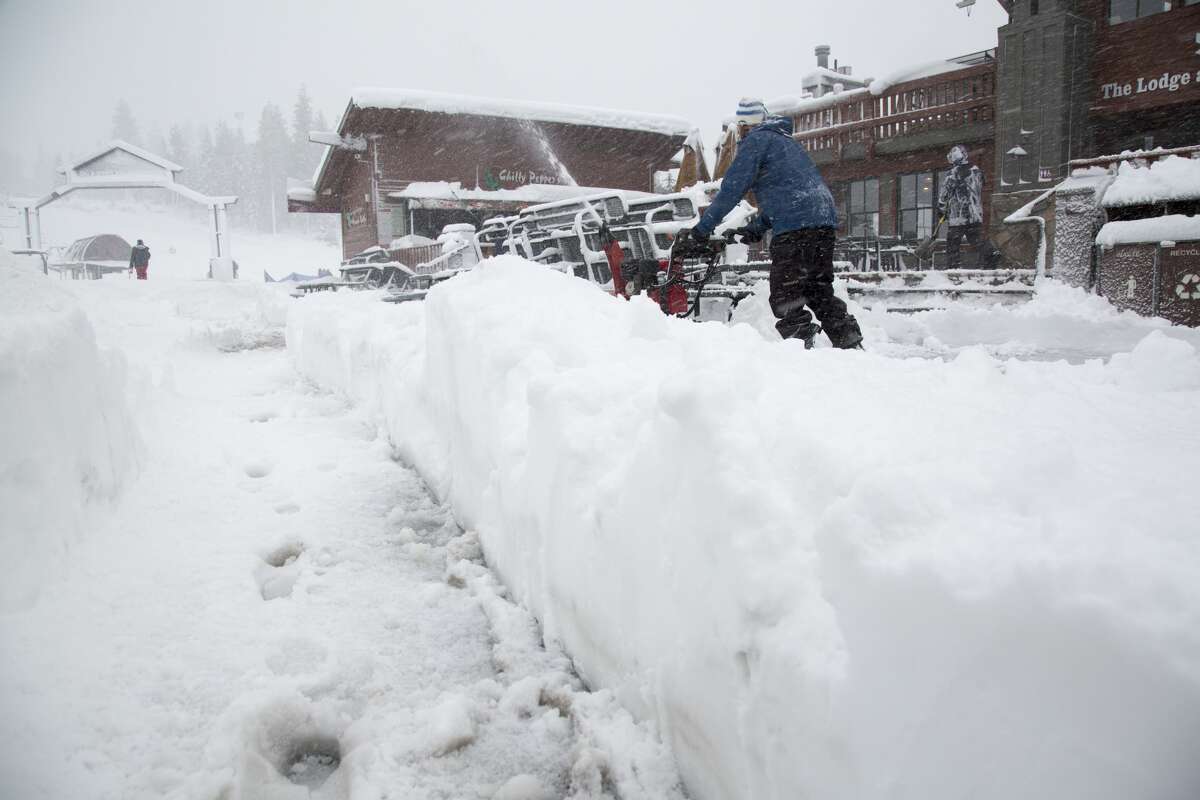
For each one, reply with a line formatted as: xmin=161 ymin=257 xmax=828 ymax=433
xmin=0 ymin=276 xmax=684 ymax=800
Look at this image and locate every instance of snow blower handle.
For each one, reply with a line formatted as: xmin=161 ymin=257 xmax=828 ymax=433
xmin=673 ymin=228 xmax=721 ymax=261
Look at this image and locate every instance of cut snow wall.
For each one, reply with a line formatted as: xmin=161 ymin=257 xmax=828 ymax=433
xmin=287 ymin=257 xmax=1200 ymax=800
xmin=0 ymin=253 xmax=140 ymax=611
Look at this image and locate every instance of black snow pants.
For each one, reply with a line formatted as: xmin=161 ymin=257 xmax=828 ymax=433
xmin=768 ymin=227 xmax=863 ymax=349
xmin=945 ymin=223 xmax=1001 ymax=269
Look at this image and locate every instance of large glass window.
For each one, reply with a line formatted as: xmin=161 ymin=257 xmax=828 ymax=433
xmin=1109 ymin=0 xmax=1171 ymax=23
xmin=848 ymin=178 xmax=879 ymax=238
xmin=898 ymin=172 xmax=937 ymax=241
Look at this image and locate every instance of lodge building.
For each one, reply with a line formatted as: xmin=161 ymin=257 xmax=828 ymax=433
xmin=287 ymin=89 xmax=692 ymax=260
xmin=293 ymin=1 xmax=1199 ymax=270
xmin=767 ymin=0 xmax=1200 ymax=264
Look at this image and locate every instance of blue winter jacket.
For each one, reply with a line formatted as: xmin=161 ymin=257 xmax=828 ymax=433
xmin=694 ymin=116 xmax=837 ymax=237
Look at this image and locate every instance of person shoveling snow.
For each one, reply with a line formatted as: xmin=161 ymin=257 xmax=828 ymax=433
xmin=675 ymin=97 xmax=863 ymax=350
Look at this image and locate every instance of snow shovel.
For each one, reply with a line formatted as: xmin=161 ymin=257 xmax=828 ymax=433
xmin=914 ymin=216 xmax=944 ymax=261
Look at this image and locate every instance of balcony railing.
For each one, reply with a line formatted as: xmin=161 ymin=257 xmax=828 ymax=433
xmin=792 ymin=64 xmax=995 ymax=156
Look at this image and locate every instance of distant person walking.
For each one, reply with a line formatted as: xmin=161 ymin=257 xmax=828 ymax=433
xmin=129 ymin=239 xmax=150 ymax=280
xmin=937 ymin=145 xmax=1000 ymax=269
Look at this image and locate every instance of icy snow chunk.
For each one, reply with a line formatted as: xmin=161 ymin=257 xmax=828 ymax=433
xmin=426 ymin=693 xmax=478 ymax=755
xmin=1110 ymin=330 xmax=1200 ymax=391
xmin=493 ymin=774 xmax=549 ymax=800
xmin=500 ymin=676 xmax=544 ymax=718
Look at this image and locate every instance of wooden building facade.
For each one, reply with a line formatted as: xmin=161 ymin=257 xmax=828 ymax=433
xmin=779 ymin=52 xmax=998 ymax=246
xmin=288 ymin=90 xmax=692 ymax=260
xmin=767 ymin=0 xmax=1200 ymax=265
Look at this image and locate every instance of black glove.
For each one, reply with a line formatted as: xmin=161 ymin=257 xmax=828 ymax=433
xmin=723 ymin=226 xmax=762 ymax=245
xmin=674 ymin=228 xmax=713 ymax=258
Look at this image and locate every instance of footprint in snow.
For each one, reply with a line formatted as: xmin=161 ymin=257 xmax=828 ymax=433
xmin=244 ymin=460 xmax=273 ymax=479
xmin=256 ymin=541 xmax=304 ymax=600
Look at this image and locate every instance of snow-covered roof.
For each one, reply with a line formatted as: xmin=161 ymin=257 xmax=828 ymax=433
xmin=868 ymin=58 xmax=981 ymax=96
xmin=62 ymin=140 xmax=183 ymax=175
xmin=766 ymin=87 xmax=872 ymax=118
xmin=286 ymin=181 xmax=317 ymax=203
xmin=1102 ymin=156 xmax=1200 ymax=207
xmin=768 ymin=50 xmax=994 ymax=119
xmin=1055 ymin=166 xmax=1112 ymax=194
xmin=802 ymin=66 xmax=869 ymax=89
xmin=348 ymin=88 xmax=694 ymax=136
xmin=1096 ymin=214 xmax=1200 ymax=248
xmin=388 ymin=181 xmax=651 ymax=206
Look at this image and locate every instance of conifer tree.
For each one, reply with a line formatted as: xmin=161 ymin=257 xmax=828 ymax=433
xmin=256 ymin=103 xmax=290 ymax=234
xmin=111 ymin=100 xmax=141 ymax=145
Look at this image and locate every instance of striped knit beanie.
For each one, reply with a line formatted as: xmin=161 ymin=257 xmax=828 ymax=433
xmin=735 ymin=97 xmax=767 ymax=126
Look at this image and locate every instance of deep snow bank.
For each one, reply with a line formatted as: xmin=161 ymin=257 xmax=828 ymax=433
xmin=288 ymin=257 xmax=1200 ymax=800
xmin=0 ymin=252 xmax=139 ymax=611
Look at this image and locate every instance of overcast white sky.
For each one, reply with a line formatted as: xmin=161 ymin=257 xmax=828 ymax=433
xmin=0 ymin=0 xmax=1007 ymax=166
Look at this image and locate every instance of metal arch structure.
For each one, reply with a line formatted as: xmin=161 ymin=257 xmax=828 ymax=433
xmin=10 ymin=140 xmax=238 ymax=274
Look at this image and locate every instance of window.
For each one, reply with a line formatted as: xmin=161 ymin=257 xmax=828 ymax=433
xmin=389 ymin=204 xmax=409 ymax=239
xmin=1030 ymin=0 xmax=1039 ymax=14
xmin=1109 ymin=0 xmax=1171 ymax=23
xmin=848 ymin=178 xmax=879 ymax=238
xmin=898 ymin=172 xmax=938 ymax=241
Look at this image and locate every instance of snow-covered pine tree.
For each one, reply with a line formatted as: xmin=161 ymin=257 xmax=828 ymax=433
xmin=210 ymin=120 xmax=241 ymax=208
xmin=256 ymin=103 xmax=290 ymax=234
xmin=168 ymin=125 xmax=190 ymax=172
xmin=194 ymin=125 xmax=215 ymax=193
xmin=290 ymin=86 xmax=315 ymax=183
xmin=111 ymin=100 xmax=141 ymax=146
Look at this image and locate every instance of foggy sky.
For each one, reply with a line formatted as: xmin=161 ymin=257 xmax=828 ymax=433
xmin=0 ymin=0 xmax=1006 ymax=169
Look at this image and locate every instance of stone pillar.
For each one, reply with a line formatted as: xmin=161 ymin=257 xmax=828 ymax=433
xmin=1052 ymin=183 xmax=1105 ymax=288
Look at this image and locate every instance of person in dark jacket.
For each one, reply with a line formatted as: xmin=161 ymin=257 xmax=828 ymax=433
xmin=937 ymin=145 xmax=1000 ymax=269
xmin=129 ymin=239 xmax=150 ymax=280
xmin=677 ymin=98 xmax=862 ymax=349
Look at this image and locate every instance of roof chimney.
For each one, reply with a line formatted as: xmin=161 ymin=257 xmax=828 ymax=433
xmin=815 ymin=45 xmax=831 ymax=70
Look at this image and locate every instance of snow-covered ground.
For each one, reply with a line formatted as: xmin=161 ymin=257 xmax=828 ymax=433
xmin=5 ymin=215 xmax=1200 ymax=800
xmin=0 ymin=247 xmax=683 ymax=799
xmin=289 ymin=257 xmax=1200 ymax=800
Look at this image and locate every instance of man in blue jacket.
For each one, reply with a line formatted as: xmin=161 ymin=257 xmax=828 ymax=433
xmin=677 ymin=98 xmax=862 ymax=349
